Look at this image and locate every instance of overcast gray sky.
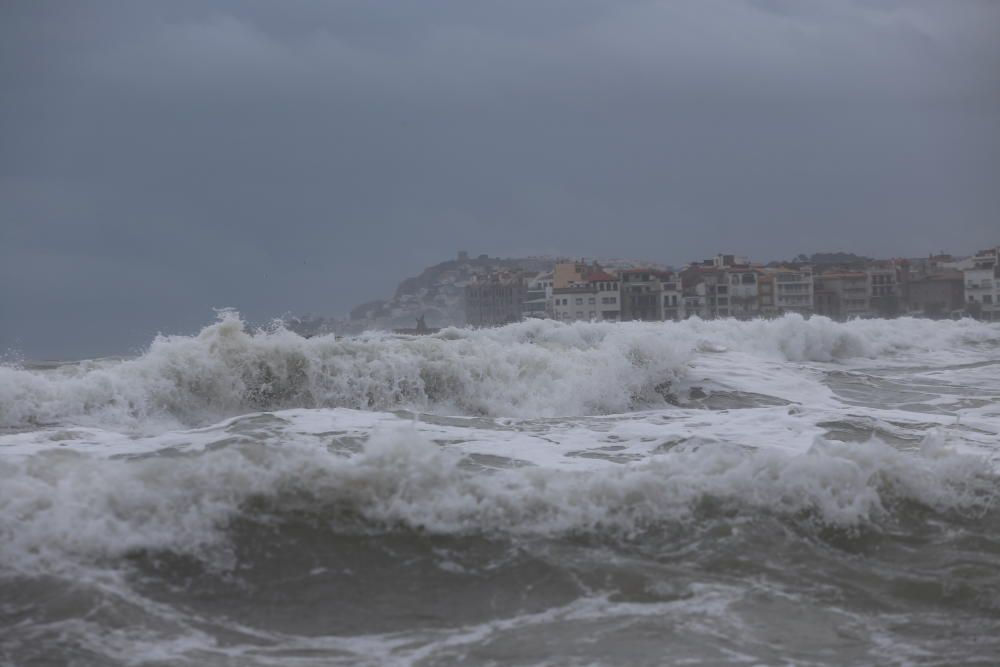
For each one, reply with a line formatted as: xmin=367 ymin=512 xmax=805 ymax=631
xmin=2 ymin=0 xmax=998 ymax=358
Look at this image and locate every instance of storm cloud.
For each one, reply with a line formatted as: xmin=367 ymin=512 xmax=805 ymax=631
xmin=2 ymin=0 xmax=998 ymax=357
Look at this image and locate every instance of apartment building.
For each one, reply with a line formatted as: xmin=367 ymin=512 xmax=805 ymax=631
xmin=814 ymin=272 xmax=869 ymax=320
xmin=550 ymin=269 xmax=621 ymax=321
xmin=620 ymin=269 xmax=665 ymax=321
xmin=723 ymin=268 xmax=759 ymax=319
xmin=464 ymin=245 xmax=1000 ymax=326
xmin=589 ymin=271 xmax=622 ymax=321
xmin=551 ymin=285 xmax=598 ymax=322
xmin=964 ymin=247 xmax=1000 ymax=321
xmin=679 ymin=268 xmax=727 ymax=318
xmin=522 ymin=271 xmax=553 ymax=319
xmin=867 ymin=263 xmax=901 ymax=317
xmin=680 ymin=256 xmax=756 ymax=319
xmin=704 ymin=271 xmax=731 ymax=318
xmin=770 ymin=268 xmax=814 ymax=315
xmin=904 ymin=272 xmax=964 ymax=318
xmin=464 ymin=272 xmax=527 ymax=326
xmin=553 ymin=261 xmax=592 ymax=289
xmin=757 ymin=272 xmax=775 ymax=315
xmin=661 ymin=273 xmax=683 ymax=321
xmin=893 ymin=258 xmax=964 ymax=318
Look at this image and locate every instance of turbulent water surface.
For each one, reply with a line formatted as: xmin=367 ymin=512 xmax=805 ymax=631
xmin=2 ymin=313 xmax=999 ymax=666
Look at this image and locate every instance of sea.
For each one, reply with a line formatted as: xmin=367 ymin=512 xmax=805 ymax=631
xmin=2 ymin=312 xmax=999 ymax=666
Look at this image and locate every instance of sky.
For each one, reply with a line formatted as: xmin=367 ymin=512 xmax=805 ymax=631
xmin=1 ymin=0 xmax=998 ymax=358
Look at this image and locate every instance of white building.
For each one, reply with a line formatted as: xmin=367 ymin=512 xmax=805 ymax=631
xmin=588 ymin=271 xmax=622 ymax=321
xmin=724 ymin=269 xmax=759 ymax=319
xmin=683 ymin=283 xmax=709 ymax=319
xmin=964 ymin=247 xmax=1000 ymax=321
xmin=523 ymin=272 xmax=553 ymax=319
xmin=814 ymin=272 xmax=870 ymax=320
xmin=661 ymin=273 xmax=683 ymax=320
xmin=551 ymin=286 xmax=595 ymax=322
xmin=679 ymin=268 xmax=726 ymax=319
xmin=551 ymin=271 xmax=621 ymax=321
xmin=772 ymin=268 xmax=814 ymax=314
xmin=867 ymin=263 xmax=901 ymax=317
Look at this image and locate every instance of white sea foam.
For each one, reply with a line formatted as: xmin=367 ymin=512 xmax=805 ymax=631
xmin=3 ymin=315 xmax=998 ymax=667
xmin=1 ymin=312 xmax=997 ymax=432
xmin=1 ymin=419 xmax=993 ymax=576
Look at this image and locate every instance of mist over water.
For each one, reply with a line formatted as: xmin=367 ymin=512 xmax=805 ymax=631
xmin=2 ymin=314 xmax=1000 ymax=666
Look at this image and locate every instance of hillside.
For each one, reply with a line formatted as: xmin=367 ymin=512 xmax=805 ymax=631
xmin=285 ymin=254 xmax=559 ymax=336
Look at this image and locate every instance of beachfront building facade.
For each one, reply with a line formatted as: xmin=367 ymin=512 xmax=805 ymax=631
xmin=964 ymin=247 xmax=1000 ymax=321
xmin=867 ymin=263 xmax=901 ymax=317
xmin=620 ymin=269 xmax=665 ymax=321
xmin=723 ymin=268 xmax=760 ymax=319
xmin=463 ymin=246 xmax=1000 ymax=326
xmin=523 ymin=272 xmax=553 ymax=319
xmin=814 ymin=272 xmax=870 ymax=320
xmin=771 ymin=268 xmax=814 ymax=315
xmin=550 ymin=268 xmax=621 ymax=322
xmin=464 ymin=272 xmax=527 ymax=327
xmin=661 ymin=273 xmax=683 ymax=320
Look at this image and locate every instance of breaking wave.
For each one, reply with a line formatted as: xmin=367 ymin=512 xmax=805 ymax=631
xmin=1 ymin=311 xmax=998 ymax=431
xmin=1 ymin=423 xmax=995 ymax=576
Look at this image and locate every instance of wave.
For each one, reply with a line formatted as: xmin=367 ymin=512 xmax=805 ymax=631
xmin=1 ymin=423 xmax=994 ymax=575
xmin=1 ymin=312 xmax=997 ymax=430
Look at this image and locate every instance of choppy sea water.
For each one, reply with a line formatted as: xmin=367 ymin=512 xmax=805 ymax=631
xmin=2 ymin=313 xmax=999 ymax=666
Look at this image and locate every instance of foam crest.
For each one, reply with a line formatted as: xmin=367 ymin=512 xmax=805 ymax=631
xmin=681 ymin=313 xmax=1000 ymax=362
xmin=1 ymin=424 xmax=993 ymax=574
xmin=1 ymin=312 xmax=997 ymax=430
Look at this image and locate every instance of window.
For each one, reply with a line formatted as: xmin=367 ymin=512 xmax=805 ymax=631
xmin=985 ymin=295 xmax=994 ymax=304
xmin=589 ymin=311 xmax=596 ymax=318
xmin=588 ymin=297 xmax=596 ymax=305
xmin=576 ymin=311 xmax=584 ymax=318
xmin=575 ymin=298 xmax=583 ymax=305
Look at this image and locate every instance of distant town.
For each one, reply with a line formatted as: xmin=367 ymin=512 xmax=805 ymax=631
xmin=463 ymin=246 xmax=1000 ymax=327
xmin=285 ymin=245 xmax=1000 ymax=337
